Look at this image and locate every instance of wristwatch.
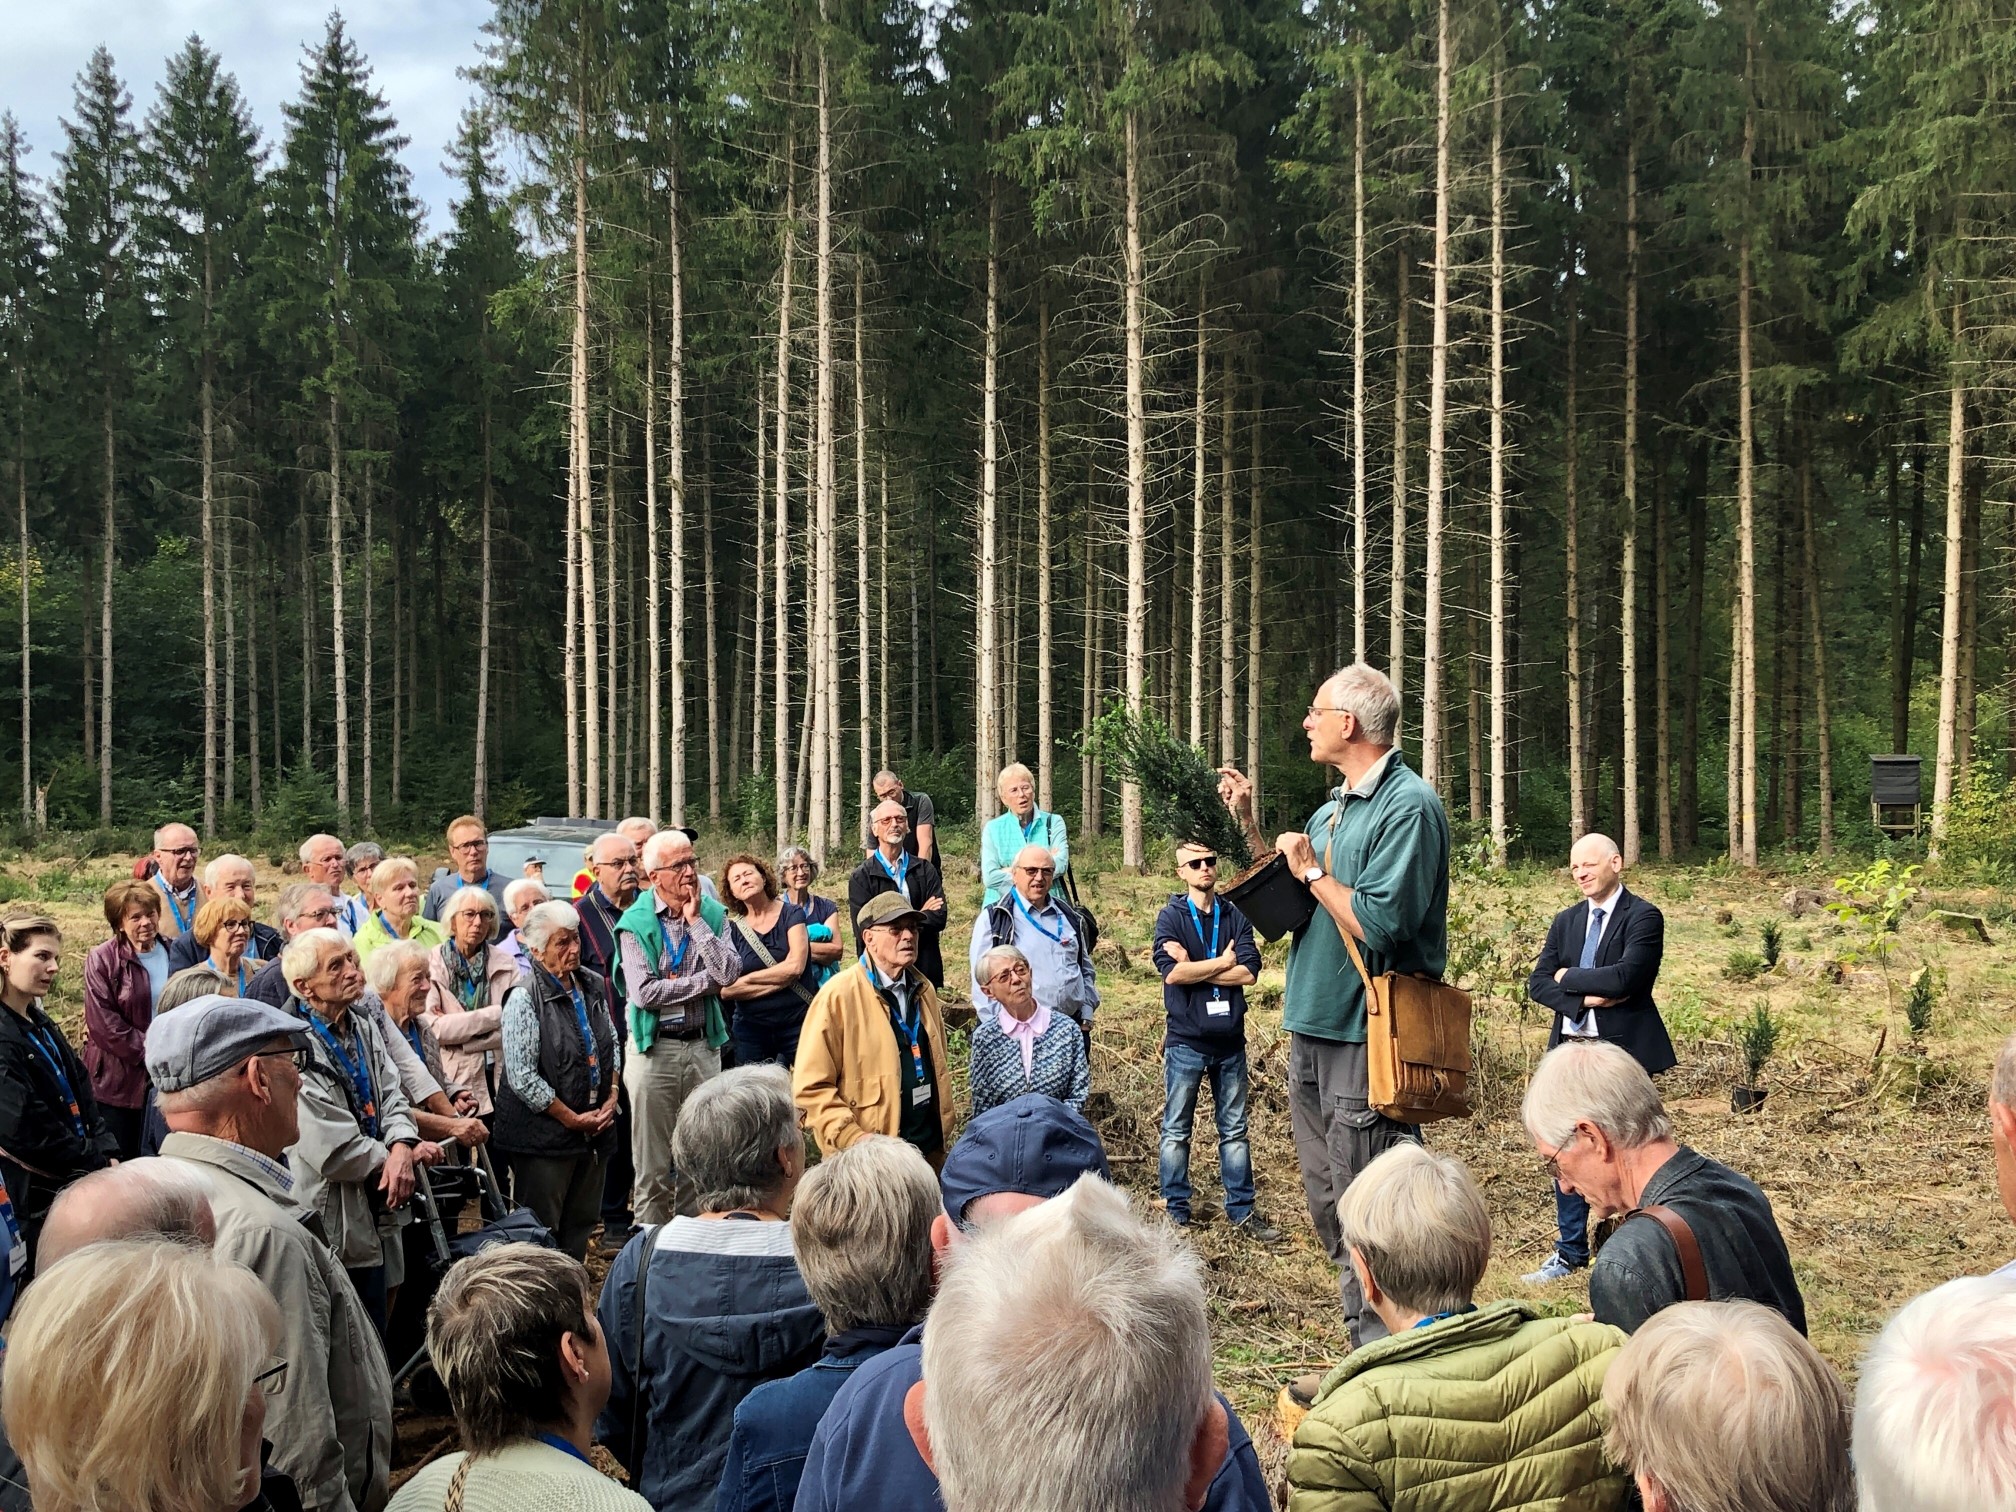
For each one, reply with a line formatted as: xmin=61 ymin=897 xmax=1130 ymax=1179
xmin=1302 ymin=865 xmax=1324 ymax=885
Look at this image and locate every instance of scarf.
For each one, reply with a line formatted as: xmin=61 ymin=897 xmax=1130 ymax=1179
xmin=438 ymin=940 xmax=488 ymax=1012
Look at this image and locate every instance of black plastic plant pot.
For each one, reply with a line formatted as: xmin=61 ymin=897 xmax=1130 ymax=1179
xmin=1223 ymin=851 xmax=1316 ymax=943
xmin=1731 ymin=1084 xmax=1768 ymax=1115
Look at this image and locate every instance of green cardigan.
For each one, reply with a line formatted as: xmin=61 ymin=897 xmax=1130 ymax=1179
xmin=614 ymin=891 xmax=730 ymax=1054
xmin=1288 ymin=1300 xmax=1629 ymax=1512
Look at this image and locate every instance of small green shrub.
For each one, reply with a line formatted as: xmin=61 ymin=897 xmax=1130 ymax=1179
xmin=1724 ymin=950 xmax=1766 ymax=983
xmin=1759 ymin=920 xmax=1782 ymax=968
xmin=1663 ymin=987 xmax=1716 ymax=1043
xmin=1737 ymin=1002 xmax=1781 ymax=1085
xmin=1905 ymin=966 xmax=1940 ymax=1042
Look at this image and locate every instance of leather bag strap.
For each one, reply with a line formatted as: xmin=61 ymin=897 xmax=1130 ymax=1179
xmin=1339 ymin=926 xmax=1380 ymax=1003
xmin=1627 ymin=1203 xmax=1709 ymax=1303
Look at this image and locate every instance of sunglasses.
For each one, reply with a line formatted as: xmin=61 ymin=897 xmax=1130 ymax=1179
xmin=1180 ymin=855 xmax=1219 ymax=870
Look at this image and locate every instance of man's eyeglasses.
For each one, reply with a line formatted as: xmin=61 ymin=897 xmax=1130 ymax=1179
xmin=1305 ymin=706 xmax=1351 ymax=720
xmin=300 ymin=907 xmax=340 ymax=924
xmin=653 ymin=859 xmax=698 ymax=874
xmin=452 ymin=839 xmax=489 ymax=853
xmin=251 ymin=1047 xmax=311 ymax=1073
xmin=254 ymin=1359 xmax=289 ymax=1396
xmin=1180 ymin=855 xmax=1219 ymax=871
xmin=161 ymin=845 xmax=200 ymax=858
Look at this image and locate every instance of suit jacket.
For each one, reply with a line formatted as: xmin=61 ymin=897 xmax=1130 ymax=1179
xmin=1527 ymin=886 xmax=1675 ymax=1075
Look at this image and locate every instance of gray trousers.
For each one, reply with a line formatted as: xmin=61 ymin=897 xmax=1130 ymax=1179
xmin=625 ymin=1033 xmax=720 ymax=1225
xmin=1288 ymin=1032 xmax=1420 ymax=1347
xmin=509 ymin=1152 xmax=606 ymax=1261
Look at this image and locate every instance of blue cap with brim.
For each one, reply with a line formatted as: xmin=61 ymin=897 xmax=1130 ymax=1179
xmin=938 ymin=1093 xmax=1110 ymax=1225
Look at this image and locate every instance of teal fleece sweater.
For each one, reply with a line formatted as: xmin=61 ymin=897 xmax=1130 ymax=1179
xmin=1282 ymin=750 xmax=1450 ymax=1044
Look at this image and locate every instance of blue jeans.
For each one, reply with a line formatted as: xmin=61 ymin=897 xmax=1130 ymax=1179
xmin=733 ymin=1016 xmax=803 ymax=1070
xmin=1555 ymin=1181 xmax=1591 ymax=1267
xmin=1160 ymin=1044 xmax=1254 ymax=1221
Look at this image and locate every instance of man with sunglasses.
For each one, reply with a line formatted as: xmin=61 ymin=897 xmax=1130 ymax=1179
xmin=151 ymin=994 xmax=395 ymax=1512
xmin=1152 ymin=841 xmax=1278 ymax=1242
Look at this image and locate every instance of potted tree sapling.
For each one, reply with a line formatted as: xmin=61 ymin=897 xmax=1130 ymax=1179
xmin=1733 ymin=1002 xmax=1781 ymax=1114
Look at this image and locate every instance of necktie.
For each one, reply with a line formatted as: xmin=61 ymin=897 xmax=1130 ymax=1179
xmin=1579 ymin=907 xmax=1605 ymax=969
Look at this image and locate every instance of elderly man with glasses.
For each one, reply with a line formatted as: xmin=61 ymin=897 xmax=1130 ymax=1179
xmin=151 ymin=994 xmax=394 ymax=1512
xmin=148 ymin=823 xmax=205 ymax=941
xmin=969 ymin=845 xmax=1099 ymax=1039
xmin=1152 ymin=840 xmax=1278 ymax=1242
xmin=613 ymin=829 xmax=741 ymax=1226
xmin=847 ymin=801 xmax=949 ymax=989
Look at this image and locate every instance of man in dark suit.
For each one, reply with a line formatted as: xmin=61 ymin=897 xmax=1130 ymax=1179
xmin=1522 ymin=832 xmax=1672 ymax=1283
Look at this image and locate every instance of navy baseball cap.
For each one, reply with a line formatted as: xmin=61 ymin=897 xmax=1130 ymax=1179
xmin=939 ymin=1094 xmax=1110 ymax=1225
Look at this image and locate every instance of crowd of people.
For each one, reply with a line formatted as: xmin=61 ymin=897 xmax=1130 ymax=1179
xmin=0 ymin=688 xmax=2008 ymax=1512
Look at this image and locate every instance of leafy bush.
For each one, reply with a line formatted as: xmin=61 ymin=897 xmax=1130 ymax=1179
xmin=1663 ymin=987 xmax=1716 ymax=1043
xmin=1724 ymin=950 xmax=1766 ymax=983
xmin=1937 ymin=766 xmax=2016 ymax=880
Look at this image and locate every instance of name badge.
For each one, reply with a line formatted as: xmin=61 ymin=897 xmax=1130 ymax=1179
xmin=5 ymin=1239 xmax=22 ymax=1278
xmin=911 ymin=1084 xmax=933 ymax=1106
xmin=1206 ymin=998 xmax=1233 ymax=1017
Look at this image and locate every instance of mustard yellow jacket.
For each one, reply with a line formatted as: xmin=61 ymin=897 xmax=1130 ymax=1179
xmin=791 ymin=959 xmax=955 ymax=1154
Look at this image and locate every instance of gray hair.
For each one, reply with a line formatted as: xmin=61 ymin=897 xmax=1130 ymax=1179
xmin=777 ymin=845 xmax=820 ymax=883
xmin=1854 ymin=1275 xmax=2016 ymax=1512
xmin=1522 ymin=1040 xmax=1673 ymax=1152
xmin=201 ymin=853 xmax=253 ymax=890
xmin=791 ymin=1137 xmax=940 ymax=1334
xmin=1327 ymin=662 xmax=1400 ymax=746
xmin=1606 ymin=1299 xmax=1852 ymax=1512
xmin=502 ymin=877 xmax=548 ymax=918
xmin=923 ymin=1177 xmax=1210 ymax=1512
xmin=298 ymin=833 xmax=343 ymax=864
xmin=158 ymin=966 xmax=229 ymax=1015
xmin=672 ymin=1065 xmax=800 ymax=1214
xmin=1992 ymin=1032 xmax=2016 ymax=1111
xmin=276 ymin=882 xmax=335 ymax=931
xmin=1337 ymin=1143 xmax=1489 ymax=1316
xmin=443 ymin=885 xmax=500 ymax=928
xmin=362 ymin=939 xmax=432 ymax=998
xmin=281 ymin=927 xmax=348 ymax=993
xmin=641 ymin=829 xmax=695 ymax=874
xmin=977 ymin=944 xmax=1030 ymax=989
xmin=424 ymin=1244 xmax=596 ymax=1456
xmin=39 ymin=1162 xmax=217 ymax=1267
xmin=343 ymin=841 xmax=384 ymax=876
xmin=519 ymin=901 xmax=581 ymax=954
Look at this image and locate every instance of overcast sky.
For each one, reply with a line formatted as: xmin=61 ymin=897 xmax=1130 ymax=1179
xmin=4 ymin=0 xmax=493 ymax=234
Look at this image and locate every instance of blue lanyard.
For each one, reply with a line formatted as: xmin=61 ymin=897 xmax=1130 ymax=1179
xmin=534 ymin=1432 xmax=592 ymax=1466
xmin=1019 ymin=810 xmax=1049 ymax=844
xmin=156 ymin=875 xmax=194 ymax=934
xmin=402 ymin=1020 xmax=426 ymax=1063
xmin=1013 ymin=891 xmax=1067 ymax=945
xmin=872 ymin=964 xmax=925 ymax=1083
xmin=544 ymin=971 xmax=603 ymax=1100
xmin=375 ymin=911 xmax=404 ymax=942
xmin=305 ymin=1012 xmax=378 ymax=1139
xmin=25 ymin=1023 xmax=85 ymax=1140
xmin=876 ymin=849 xmax=910 ymax=891
xmin=212 ymin=957 xmax=247 ymax=996
xmin=1413 ymin=1304 xmax=1477 ymax=1329
xmin=656 ymin=916 xmax=692 ymax=974
xmin=1186 ymin=896 xmax=1221 ymax=960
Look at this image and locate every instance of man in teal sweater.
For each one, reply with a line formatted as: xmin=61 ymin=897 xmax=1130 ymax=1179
xmin=1221 ymin=662 xmax=1448 ymax=1367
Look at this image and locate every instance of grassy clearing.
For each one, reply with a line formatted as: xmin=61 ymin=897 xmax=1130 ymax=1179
xmin=6 ymin=832 xmax=2011 ymax=1474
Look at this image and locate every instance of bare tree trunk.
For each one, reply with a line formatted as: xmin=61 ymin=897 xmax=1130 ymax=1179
xmin=299 ymin=486 xmax=313 ymax=766
xmin=391 ymin=519 xmax=403 ymax=804
xmin=774 ymin=152 xmax=796 ymax=850
xmin=100 ymin=387 xmax=115 ymax=824
xmin=247 ymin=529 xmax=261 ymax=815
xmin=1565 ymin=263 xmax=1586 ymax=841
xmin=753 ymin=379 xmax=767 ymax=777
xmin=201 ymin=260 xmax=218 ymax=837
xmin=1734 ymin=24 xmax=1759 ymax=866
xmin=1931 ymin=300 xmax=1967 ymax=846
xmin=1246 ymin=386 xmax=1264 ymax=819
xmin=1799 ymin=432 xmax=1833 ymax=853
xmin=476 ymin=396 xmax=494 ymax=822
xmin=668 ymin=158 xmax=688 ymax=826
xmin=1219 ymin=354 xmax=1237 ymax=762
xmin=855 ymin=259 xmax=871 ymax=841
xmin=603 ymin=408 xmax=617 ymax=811
xmin=879 ymin=400 xmax=891 ymax=766
xmin=1122 ymin=112 xmax=1148 ymax=868
xmin=977 ymin=178 xmax=1002 ymax=824
xmin=1488 ymin=64 xmax=1509 ymax=864
xmin=1188 ymin=278 xmax=1208 ymax=747
xmin=329 ymin=395 xmax=350 ymax=818
xmin=811 ymin=26 xmax=836 ymax=860
xmin=1620 ymin=127 xmax=1642 ymax=865
xmin=1388 ymin=244 xmax=1410 ymax=718
xmin=1038 ymin=291 xmax=1055 ymax=809
xmin=703 ymin=420 xmax=721 ymax=823
xmin=645 ymin=300 xmax=664 ymax=820
xmin=564 ymin=414 xmax=580 ymax=813
xmin=1420 ymin=0 xmax=1453 ymax=789
xmin=1352 ymin=78 xmax=1369 ymax=664
xmin=361 ymin=468 xmax=374 ymax=829
xmin=12 ymin=291 xmax=26 ymax=825
xmin=1654 ymin=466 xmax=1673 ymax=858
xmin=223 ymin=486 xmax=236 ymax=814
xmin=1081 ymin=485 xmax=1098 ymax=836
xmin=574 ymin=85 xmax=601 ymax=817
xmin=1727 ymin=600 xmax=1741 ymax=861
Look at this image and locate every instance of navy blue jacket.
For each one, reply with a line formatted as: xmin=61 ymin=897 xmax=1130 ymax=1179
xmin=1152 ymin=894 xmax=1263 ymax=1057
xmin=597 ymin=1219 xmax=826 ymax=1512
xmin=793 ymin=1326 xmax=1272 ymax=1512
xmin=715 ymin=1326 xmax=909 ymax=1512
xmin=1527 ymin=887 xmax=1675 ymax=1076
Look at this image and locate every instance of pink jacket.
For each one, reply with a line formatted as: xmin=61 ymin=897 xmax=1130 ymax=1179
xmin=82 ymin=937 xmax=153 ymax=1109
xmin=424 ymin=944 xmax=517 ymax=1115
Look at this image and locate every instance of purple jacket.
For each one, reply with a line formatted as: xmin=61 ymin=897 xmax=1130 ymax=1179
xmin=82 ymin=938 xmax=153 ymax=1110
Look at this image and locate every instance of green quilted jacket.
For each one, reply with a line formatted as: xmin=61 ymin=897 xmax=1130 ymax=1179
xmin=1287 ymin=1300 xmax=1630 ymax=1512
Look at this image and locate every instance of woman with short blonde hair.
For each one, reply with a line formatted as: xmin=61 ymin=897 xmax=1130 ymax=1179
xmin=980 ymin=761 xmax=1069 ymax=905
xmin=192 ymin=895 xmax=260 ymax=996
xmin=352 ymin=856 xmax=446 ymax=960
xmin=3 ymin=1240 xmax=280 ymax=1512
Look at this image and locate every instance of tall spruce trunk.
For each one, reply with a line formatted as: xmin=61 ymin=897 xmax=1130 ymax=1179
xmin=1931 ymin=300 xmax=1967 ymax=844
xmin=645 ymin=302 xmax=663 ymax=820
xmin=978 ymin=178 xmax=1002 ymax=824
xmin=1246 ymin=387 xmax=1264 ymax=818
xmin=1620 ymin=129 xmax=1642 ymax=865
xmin=328 ymin=394 xmax=349 ymax=818
xmin=1219 ymin=355 xmax=1237 ymax=762
xmin=754 ymin=379 xmax=767 ymax=776
xmin=1420 ymin=0 xmax=1453 ymax=789
xmin=1488 ymin=63 xmax=1509 ymax=863
xmin=812 ymin=24 xmax=836 ymax=859
xmin=1080 ymin=489 xmax=1098 ymax=836
xmin=773 ymin=144 xmax=796 ymax=851
xmin=1800 ymin=434 xmax=1833 ymax=852
xmin=669 ymin=157 xmax=689 ymax=826
xmin=573 ymin=86 xmax=601 ymax=818
xmin=361 ymin=468 xmax=373 ymax=829
xmin=201 ymin=240 xmax=217 ymax=837
xmin=1565 ymin=262 xmax=1586 ymax=840
xmin=1352 ymin=78 xmax=1369 ymax=662
xmin=1188 ymin=281 xmax=1208 ymax=747
xmin=1734 ymin=24 xmax=1759 ymax=866
xmin=1037 ymin=291 xmax=1055 ymax=809
xmin=854 ymin=260 xmax=871 ymax=839
xmin=1654 ymin=466 xmax=1673 ymax=857
xmin=223 ymin=481 xmax=236 ymax=813
xmin=99 ymin=382 xmax=114 ymax=825
xmin=475 ymin=394 xmax=494 ymax=821
xmin=1122 ymin=111 xmax=1149 ymax=869
xmin=12 ymin=269 xmax=26 ymax=825
xmin=879 ymin=419 xmax=891 ymax=765
xmin=247 ymin=528 xmax=261 ymax=815
xmin=1388 ymin=245 xmax=1410 ymax=711
xmin=703 ymin=422 xmax=721 ymax=822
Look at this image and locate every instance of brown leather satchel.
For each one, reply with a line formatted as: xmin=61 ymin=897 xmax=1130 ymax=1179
xmin=1341 ymin=930 xmax=1472 ymax=1124
xmin=1624 ymin=1203 xmax=1710 ymax=1302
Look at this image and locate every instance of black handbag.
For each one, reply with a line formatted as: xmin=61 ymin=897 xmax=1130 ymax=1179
xmin=1058 ymin=866 xmax=1099 ymax=957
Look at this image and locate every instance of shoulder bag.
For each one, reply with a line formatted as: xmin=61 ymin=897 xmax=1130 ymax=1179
xmin=1340 ymin=929 xmax=1471 ymax=1124
xmin=730 ymin=917 xmax=817 ymax=1007
xmin=1622 ymin=1203 xmax=1709 ymax=1302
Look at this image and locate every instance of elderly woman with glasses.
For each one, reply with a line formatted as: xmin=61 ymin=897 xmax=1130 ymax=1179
xmin=777 ymin=847 xmax=842 ymax=986
xmin=966 ymin=944 xmax=1090 ymax=1116
xmin=189 ymin=896 xmax=263 ymax=999
xmin=493 ymin=901 xmax=622 ymax=1260
xmin=425 ymin=886 xmax=515 ymax=1118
